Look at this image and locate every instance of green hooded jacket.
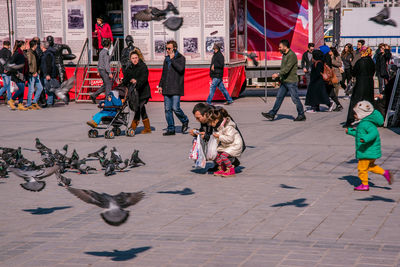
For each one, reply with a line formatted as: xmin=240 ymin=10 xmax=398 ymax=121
xmin=346 ymin=110 xmax=384 ymax=159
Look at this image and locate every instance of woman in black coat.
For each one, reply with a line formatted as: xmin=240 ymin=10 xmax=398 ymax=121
xmin=344 ymin=47 xmax=375 ymax=127
xmin=305 ymin=50 xmax=331 ymax=112
xmin=123 ymin=50 xmax=152 ymax=134
xmin=8 ymin=40 xmax=28 ymax=111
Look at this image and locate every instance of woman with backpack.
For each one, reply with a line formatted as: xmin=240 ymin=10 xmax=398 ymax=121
xmin=7 ymin=40 xmax=28 ymax=111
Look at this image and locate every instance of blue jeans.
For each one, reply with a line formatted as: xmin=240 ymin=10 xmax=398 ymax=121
xmin=93 ymin=110 xmax=116 ymax=124
xmin=164 ymin=95 xmax=189 ymax=132
xmin=12 ymin=82 xmax=26 ymax=103
xmin=44 ymin=79 xmax=56 ymax=105
xmin=270 ymin=82 xmax=304 ymax=116
xmin=0 ymin=74 xmax=11 ymax=100
xmin=27 ymin=74 xmax=44 ymax=106
xmin=206 ymin=78 xmax=233 ymax=104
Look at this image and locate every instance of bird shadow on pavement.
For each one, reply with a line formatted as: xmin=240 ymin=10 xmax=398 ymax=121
xmin=158 ymin=188 xmax=194 ymax=195
xmin=280 ymin=184 xmax=300 ymax=189
xmin=85 ymin=246 xmax=152 ymax=261
xmin=271 ymin=198 xmax=308 ymax=208
xmin=357 ymin=195 xmax=395 ymax=202
xmin=339 ymin=176 xmax=391 ymax=190
xmin=22 ymin=206 xmax=72 ymax=215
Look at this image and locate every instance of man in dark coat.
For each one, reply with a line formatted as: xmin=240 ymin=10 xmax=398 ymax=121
xmin=41 ymin=41 xmax=58 ymax=106
xmin=206 ymin=43 xmax=233 ymax=105
xmin=0 ymin=41 xmax=12 ymax=102
xmin=158 ymin=40 xmax=189 ymax=136
xmin=301 ymin=43 xmax=314 ymax=88
xmin=375 ymin=44 xmax=392 ymax=94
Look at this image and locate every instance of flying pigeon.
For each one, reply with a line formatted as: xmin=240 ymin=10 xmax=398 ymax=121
xmin=0 ymin=59 xmax=25 ymax=71
xmin=133 ymin=1 xmax=179 ymax=21
xmin=163 ymin=16 xmax=184 ymax=31
xmin=88 ymin=145 xmax=107 ymax=159
xmin=50 ymin=76 xmax=75 ymax=104
xmin=67 ymin=187 xmax=145 ymax=226
xmin=369 ymin=7 xmax=397 ymax=27
xmin=129 ymin=150 xmax=145 ymax=168
xmin=35 ymin=138 xmax=51 ymax=154
xmin=237 ymin=51 xmax=259 ymax=66
xmin=105 ymin=163 xmax=116 ymax=177
xmin=55 ymin=170 xmax=71 ymax=187
xmin=9 ymin=165 xmax=59 ymax=192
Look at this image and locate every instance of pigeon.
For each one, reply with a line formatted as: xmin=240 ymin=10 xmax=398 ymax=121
xmin=9 ymin=165 xmax=59 ymax=192
xmin=40 ymin=151 xmax=56 ymax=167
xmin=98 ymin=157 xmax=110 ymax=169
xmin=0 ymin=161 xmax=8 ymax=178
xmin=115 ymin=159 xmax=129 ymax=172
xmin=67 ymin=187 xmax=145 ymax=226
xmin=71 ymin=159 xmax=96 ymax=174
xmin=35 ymin=138 xmax=51 ymax=154
xmin=105 ymin=163 xmax=116 ymax=177
xmin=68 ymin=149 xmax=80 ymax=164
xmin=51 ymin=76 xmax=75 ymax=104
xmin=129 ymin=150 xmax=145 ymax=168
xmin=55 ymin=170 xmax=71 ymax=187
xmin=110 ymin=147 xmax=123 ymax=164
xmin=0 ymin=59 xmax=25 ymax=72
xmin=237 ymin=51 xmax=259 ymax=66
xmin=87 ymin=145 xmax=107 ymax=158
xmin=369 ymin=7 xmax=397 ymax=27
xmin=134 ymin=1 xmax=178 ymax=21
xmin=163 ymin=16 xmax=184 ymax=31
xmin=61 ymin=144 xmax=69 ymax=155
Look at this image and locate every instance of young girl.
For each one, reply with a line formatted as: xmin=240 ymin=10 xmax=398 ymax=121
xmin=207 ymin=108 xmax=243 ymax=177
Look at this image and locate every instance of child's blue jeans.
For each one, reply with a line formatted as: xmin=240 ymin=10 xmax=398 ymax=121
xmin=92 ymin=110 xmax=116 ymax=124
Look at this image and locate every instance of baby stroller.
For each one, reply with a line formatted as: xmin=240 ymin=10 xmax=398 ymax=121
xmin=88 ymin=86 xmax=135 ymax=139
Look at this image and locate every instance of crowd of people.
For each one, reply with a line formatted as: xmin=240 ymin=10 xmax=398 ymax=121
xmin=0 ymin=36 xmax=72 ymax=111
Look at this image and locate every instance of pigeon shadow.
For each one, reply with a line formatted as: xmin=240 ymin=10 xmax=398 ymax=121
xmin=85 ymin=246 xmax=152 ymax=261
xmin=271 ymin=198 xmax=308 ymax=208
xmin=339 ymin=176 xmax=391 ymax=190
xmin=280 ymin=184 xmax=300 ymax=189
xmin=357 ymin=195 xmax=395 ymax=203
xmin=22 ymin=206 xmax=72 ymax=215
xmin=158 ymin=188 xmax=195 ymax=195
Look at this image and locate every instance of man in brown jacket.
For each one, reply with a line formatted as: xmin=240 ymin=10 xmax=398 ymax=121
xmin=26 ymin=39 xmax=43 ymax=110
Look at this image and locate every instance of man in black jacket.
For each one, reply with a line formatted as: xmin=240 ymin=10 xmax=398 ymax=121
xmin=158 ymin=40 xmax=189 ymax=136
xmin=41 ymin=41 xmax=57 ymax=106
xmin=375 ymin=43 xmax=392 ymax=94
xmin=301 ymin=43 xmax=314 ymax=88
xmin=0 ymin=41 xmax=12 ymax=102
xmin=206 ymin=43 xmax=233 ymax=105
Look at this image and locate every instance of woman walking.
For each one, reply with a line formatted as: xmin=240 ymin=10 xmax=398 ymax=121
xmin=123 ymin=50 xmax=152 ymax=134
xmin=344 ymin=47 xmax=375 ymax=127
xmin=305 ymin=50 xmax=331 ymax=112
xmin=330 ymin=47 xmax=343 ymax=104
xmin=7 ymin=40 xmax=28 ymax=111
xmin=340 ymin=43 xmax=354 ymax=95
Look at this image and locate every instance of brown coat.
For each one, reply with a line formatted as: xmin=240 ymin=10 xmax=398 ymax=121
xmin=331 ymin=55 xmax=342 ymax=82
xmin=26 ymin=49 xmax=37 ymax=74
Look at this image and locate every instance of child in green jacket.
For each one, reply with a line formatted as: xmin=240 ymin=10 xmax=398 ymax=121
xmin=346 ymin=101 xmax=393 ymax=191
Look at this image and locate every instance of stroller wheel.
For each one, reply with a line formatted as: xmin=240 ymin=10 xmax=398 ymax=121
xmin=126 ymin=128 xmax=135 ymax=137
xmin=114 ymin=127 xmax=122 ymax=136
xmin=105 ymin=130 xmax=115 ymax=139
xmin=88 ymin=129 xmax=98 ymax=138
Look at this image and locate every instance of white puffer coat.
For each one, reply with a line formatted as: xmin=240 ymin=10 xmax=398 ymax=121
xmin=216 ymin=118 xmax=243 ymax=157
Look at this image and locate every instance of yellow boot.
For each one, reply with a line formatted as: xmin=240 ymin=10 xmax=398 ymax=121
xmin=17 ymin=103 xmax=28 ymax=111
xmin=141 ymin=118 xmax=152 ymax=134
xmin=7 ymin=100 xmax=16 ymax=110
xmin=32 ymin=103 xmax=41 ymax=110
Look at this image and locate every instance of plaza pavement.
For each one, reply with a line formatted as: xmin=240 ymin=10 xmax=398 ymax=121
xmin=0 ymin=94 xmax=399 ymax=267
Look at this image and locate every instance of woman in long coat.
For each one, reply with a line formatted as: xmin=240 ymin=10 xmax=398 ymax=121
xmin=305 ymin=50 xmax=331 ymax=112
xmin=123 ymin=50 xmax=152 ymax=134
xmin=344 ymin=47 xmax=375 ymax=127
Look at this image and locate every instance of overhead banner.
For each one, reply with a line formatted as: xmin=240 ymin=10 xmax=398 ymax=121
xmin=42 ymin=0 xmax=64 ymax=42
xmin=129 ymin=0 xmax=151 ymax=60
xmin=179 ymin=0 xmax=202 ymax=60
xmin=203 ymin=0 xmax=226 ymax=60
xmin=65 ymin=0 xmax=87 ymax=61
xmin=16 ymin=0 xmax=38 ymax=40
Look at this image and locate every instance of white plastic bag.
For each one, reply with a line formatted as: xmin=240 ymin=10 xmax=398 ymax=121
xmin=189 ymin=135 xmax=206 ymax=168
xmin=206 ymin=135 xmax=218 ymax=160
xmin=189 ymin=135 xmax=200 ymax=160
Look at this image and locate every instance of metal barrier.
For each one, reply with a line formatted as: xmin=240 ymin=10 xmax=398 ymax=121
xmin=73 ymin=38 xmax=89 ymax=101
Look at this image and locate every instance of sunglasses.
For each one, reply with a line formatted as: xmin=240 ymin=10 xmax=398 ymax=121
xmin=166 ymin=47 xmax=173 ymax=51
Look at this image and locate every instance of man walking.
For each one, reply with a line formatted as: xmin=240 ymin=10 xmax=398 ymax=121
xmin=206 ymin=43 xmax=233 ymax=105
xmin=301 ymin=43 xmax=314 ymax=88
xmin=91 ymin=39 xmax=113 ymax=103
xmin=351 ymin=39 xmax=365 ymax=68
xmin=0 ymin=41 xmax=12 ymax=102
xmin=261 ymin=40 xmax=306 ymax=121
xmin=158 ymin=40 xmax=189 ymax=136
xmin=26 ymin=40 xmax=44 ymax=110
xmin=41 ymin=41 xmax=57 ymax=106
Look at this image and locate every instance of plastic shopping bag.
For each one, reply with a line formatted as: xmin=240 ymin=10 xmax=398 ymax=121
xmin=206 ymin=135 xmax=218 ymax=160
xmin=189 ymin=135 xmax=206 ymax=169
xmin=195 ymin=143 xmax=206 ymax=169
xmin=189 ymin=135 xmax=200 ymax=160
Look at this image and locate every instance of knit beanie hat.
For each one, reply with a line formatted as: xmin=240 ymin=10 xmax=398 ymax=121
xmin=353 ymin=101 xmax=374 ymax=120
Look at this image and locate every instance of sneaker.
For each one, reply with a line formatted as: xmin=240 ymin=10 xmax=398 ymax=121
xmin=224 ymin=101 xmax=233 ymax=105
xmin=328 ymin=103 xmax=335 ymax=112
xmin=90 ymin=94 xmax=97 ymax=104
xmin=222 ymin=167 xmax=236 ymax=177
xmin=383 ymin=170 xmax=393 ymax=185
xmin=354 ymin=184 xmax=369 ymax=191
xmin=333 ymin=104 xmax=343 ymax=112
xmin=181 ymin=121 xmax=189 ymax=134
xmin=261 ymin=112 xmax=275 ymax=121
xmin=293 ymin=114 xmax=306 ymax=121
xmin=163 ymin=131 xmax=176 ymax=136
xmin=213 ymin=167 xmax=226 ymax=176
xmin=306 ymin=109 xmax=316 ymax=113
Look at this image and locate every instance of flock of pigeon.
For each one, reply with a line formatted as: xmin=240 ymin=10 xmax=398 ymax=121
xmin=0 ymin=138 xmax=146 ymax=226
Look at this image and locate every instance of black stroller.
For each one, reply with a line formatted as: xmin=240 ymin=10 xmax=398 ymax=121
xmin=88 ymin=86 xmax=135 ymax=139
